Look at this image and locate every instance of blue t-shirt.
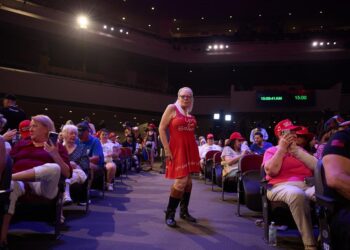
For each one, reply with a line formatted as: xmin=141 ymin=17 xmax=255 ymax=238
xmin=250 ymin=141 xmax=273 ymax=155
xmin=79 ymin=135 xmax=104 ymax=167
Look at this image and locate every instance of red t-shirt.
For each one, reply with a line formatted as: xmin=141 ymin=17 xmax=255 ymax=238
xmin=262 ymin=146 xmax=313 ymax=185
xmin=10 ymin=138 xmax=71 ymax=174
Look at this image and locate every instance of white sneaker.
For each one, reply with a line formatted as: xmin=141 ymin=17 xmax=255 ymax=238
xmin=107 ymin=183 xmax=114 ymax=191
xmin=63 ymin=192 xmax=73 ymax=205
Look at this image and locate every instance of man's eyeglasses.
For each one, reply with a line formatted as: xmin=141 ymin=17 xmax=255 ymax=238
xmin=179 ymin=95 xmax=192 ymax=100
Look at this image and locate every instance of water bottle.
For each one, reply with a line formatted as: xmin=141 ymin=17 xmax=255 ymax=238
xmin=268 ymin=221 xmax=277 ymax=246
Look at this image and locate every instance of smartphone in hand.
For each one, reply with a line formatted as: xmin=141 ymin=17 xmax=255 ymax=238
xmin=48 ymin=132 xmax=59 ymax=146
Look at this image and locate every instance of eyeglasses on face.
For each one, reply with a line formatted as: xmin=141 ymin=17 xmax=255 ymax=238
xmin=179 ymin=95 xmax=192 ymax=100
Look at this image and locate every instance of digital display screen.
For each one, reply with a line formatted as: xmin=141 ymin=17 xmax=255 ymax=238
xmin=256 ymin=90 xmax=315 ymax=107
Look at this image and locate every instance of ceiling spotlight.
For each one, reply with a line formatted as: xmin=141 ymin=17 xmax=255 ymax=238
xmin=189 ymin=70 xmax=192 ymax=73
xmin=77 ymin=15 xmax=89 ymax=29
xmin=208 ymin=45 xmax=212 ymax=50
xmin=126 ymin=31 xmax=129 ymax=35
xmin=201 ymin=17 xmax=205 ymax=20
xmin=213 ymin=113 xmax=220 ymax=120
xmin=319 ymin=10 xmax=323 ymax=14
xmin=319 ymin=42 xmax=324 ymax=46
xmin=219 ymin=44 xmax=224 ymax=49
xmin=288 ymin=12 xmax=292 ymax=16
xmin=326 ymin=42 xmax=330 ymax=45
xmin=151 ymin=6 xmax=155 ymax=10
xmin=122 ymin=17 xmax=126 ymax=21
xmin=69 ymin=110 xmax=73 ymax=113
xmin=103 ymin=25 xmax=107 ymax=29
xmin=176 ymin=27 xmax=180 ymax=31
xmin=119 ymin=29 xmax=124 ymax=33
xmin=320 ymin=25 xmax=323 ymax=29
xmin=228 ymin=29 xmax=232 ymax=32
xmin=44 ymin=107 xmax=48 ymax=111
xmin=148 ymin=24 xmax=151 ymax=27
xmin=225 ymin=45 xmax=229 ymax=48
xmin=229 ymin=15 xmax=233 ymax=19
xmin=333 ymin=41 xmax=337 ymax=45
xmin=312 ymin=41 xmax=318 ymax=47
xmin=173 ymin=18 xmax=177 ymax=22
xmin=213 ymin=44 xmax=218 ymax=50
xmin=110 ymin=27 xmax=114 ymax=31
xmin=225 ymin=114 xmax=232 ymax=121
xmin=258 ymin=13 xmax=262 ymax=17
xmin=292 ymin=26 xmax=296 ymax=30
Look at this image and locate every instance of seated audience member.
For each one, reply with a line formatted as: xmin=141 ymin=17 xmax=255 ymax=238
xmin=99 ymin=129 xmax=117 ymax=191
xmin=18 ymin=120 xmax=31 ymax=140
xmin=199 ymin=133 xmax=222 ymax=171
xmin=249 ymin=123 xmax=269 ymax=143
xmin=250 ymin=132 xmax=273 ymax=155
xmin=296 ymin=126 xmax=314 ymax=152
xmin=77 ymin=122 xmax=104 ymax=188
xmin=322 ymin=127 xmax=350 ymax=250
xmin=0 ymin=115 xmax=71 ymax=248
xmin=122 ymin=134 xmax=140 ymax=172
xmin=1 ymin=94 xmax=26 ymax=131
xmin=221 ymin=132 xmax=247 ymax=177
xmin=0 ymin=115 xmax=13 ymax=155
xmin=315 ymin=115 xmax=344 ymax=159
xmin=83 ymin=116 xmax=96 ymax=135
xmin=0 ymin=117 xmax=9 ymax=182
xmin=263 ymin=119 xmax=318 ymax=250
xmin=61 ymin=124 xmax=89 ymax=204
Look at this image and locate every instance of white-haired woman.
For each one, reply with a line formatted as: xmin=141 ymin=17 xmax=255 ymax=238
xmin=159 ymin=87 xmax=200 ymax=227
xmin=61 ymin=124 xmax=89 ymax=204
xmin=0 ymin=115 xmax=71 ymax=248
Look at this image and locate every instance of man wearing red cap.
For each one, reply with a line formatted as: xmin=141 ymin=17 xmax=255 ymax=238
xmin=199 ymin=134 xmax=222 ymax=173
xmin=263 ymin=119 xmax=318 ymax=250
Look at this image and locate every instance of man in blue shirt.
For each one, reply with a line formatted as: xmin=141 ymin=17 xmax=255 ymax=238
xmin=77 ymin=122 xmax=104 ymax=189
xmin=250 ymin=132 xmax=273 ymax=155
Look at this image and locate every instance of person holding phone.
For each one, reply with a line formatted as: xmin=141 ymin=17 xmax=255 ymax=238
xmin=159 ymin=87 xmax=200 ymax=228
xmin=263 ymin=119 xmax=318 ymax=250
xmin=0 ymin=115 xmax=71 ymax=248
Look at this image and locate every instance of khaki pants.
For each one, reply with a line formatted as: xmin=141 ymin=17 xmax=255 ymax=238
xmin=267 ymin=181 xmax=316 ymax=247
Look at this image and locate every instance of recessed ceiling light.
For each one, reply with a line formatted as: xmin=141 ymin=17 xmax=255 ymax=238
xmin=258 ymin=13 xmax=262 ymax=17
xmin=111 ymin=27 xmax=114 ymax=31
xmin=148 ymin=24 xmax=151 ymax=27
xmin=173 ymin=18 xmax=177 ymax=22
xmin=219 ymin=44 xmax=224 ymax=49
xmin=319 ymin=42 xmax=324 ymax=46
xmin=201 ymin=17 xmax=205 ymax=20
xmin=320 ymin=25 xmax=323 ymax=29
xmin=122 ymin=17 xmax=126 ymax=21
xmin=176 ymin=27 xmax=180 ymax=31
xmin=103 ymin=25 xmax=107 ymax=29
xmin=333 ymin=41 xmax=337 ymax=45
xmin=126 ymin=31 xmax=129 ymax=35
xmin=208 ymin=45 xmax=212 ymax=50
xmin=326 ymin=42 xmax=330 ymax=45
xmin=292 ymin=26 xmax=296 ymax=30
xmin=44 ymin=107 xmax=48 ymax=111
xmin=213 ymin=44 xmax=218 ymax=50
xmin=189 ymin=70 xmax=192 ymax=73
xmin=229 ymin=15 xmax=233 ymax=19
xmin=225 ymin=45 xmax=229 ymax=48
xmin=319 ymin=10 xmax=323 ymax=14
xmin=133 ymin=117 xmax=137 ymax=119
xmin=119 ymin=29 xmax=124 ymax=33
xmin=228 ymin=29 xmax=232 ymax=32
xmin=288 ymin=12 xmax=292 ymax=16
xmin=312 ymin=41 xmax=318 ymax=47
xmin=69 ymin=110 xmax=73 ymax=113
xmin=151 ymin=6 xmax=155 ymax=11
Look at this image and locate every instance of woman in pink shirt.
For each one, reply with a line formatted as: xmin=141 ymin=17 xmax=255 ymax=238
xmin=263 ymin=119 xmax=317 ymax=250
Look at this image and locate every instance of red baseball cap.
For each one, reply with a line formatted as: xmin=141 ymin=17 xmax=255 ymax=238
xmin=274 ymin=119 xmax=301 ymax=137
xmin=207 ymin=133 xmax=214 ymax=139
xmin=296 ymin=126 xmax=314 ymax=140
xmin=19 ymin=120 xmax=31 ymax=139
xmin=229 ymin=132 xmax=245 ymax=141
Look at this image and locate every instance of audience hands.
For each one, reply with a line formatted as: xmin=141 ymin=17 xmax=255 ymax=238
xmin=2 ymin=129 xmax=17 ymax=141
